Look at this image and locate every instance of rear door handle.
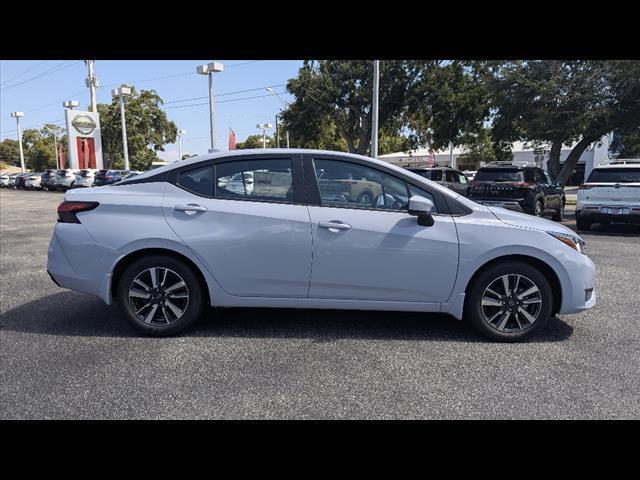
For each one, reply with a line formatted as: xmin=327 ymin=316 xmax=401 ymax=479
xmin=174 ymin=203 xmax=207 ymax=214
xmin=318 ymin=220 xmax=352 ymax=231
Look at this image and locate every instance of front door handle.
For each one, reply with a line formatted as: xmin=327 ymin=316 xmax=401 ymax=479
xmin=318 ymin=220 xmax=352 ymax=232
xmin=174 ymin=203 xmax=207 ymax=214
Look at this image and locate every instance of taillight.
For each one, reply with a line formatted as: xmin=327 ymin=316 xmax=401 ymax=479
xmin=57 ymin=201 xmax=99 ymax=223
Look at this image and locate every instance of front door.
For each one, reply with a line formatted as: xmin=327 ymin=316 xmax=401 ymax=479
xmin=307 ymin=158 xmax=459 ymax=303
xmin=162 ymin=157 xmax=312 ymax=298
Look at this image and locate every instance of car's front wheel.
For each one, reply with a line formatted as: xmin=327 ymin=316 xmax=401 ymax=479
xmin=465 ymin=261 xmax=553 ymax=342
xmin=117 ymin=255 xmax=204 ymax=336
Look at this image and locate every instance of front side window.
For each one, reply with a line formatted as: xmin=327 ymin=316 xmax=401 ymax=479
xmin=313 ymin=159 xmax=437 ymax=212
xmin=215 ymin=159 xmax=293 ymax=202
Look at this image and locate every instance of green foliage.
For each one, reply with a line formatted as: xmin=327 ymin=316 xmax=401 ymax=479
xmin=0 ymin=160 xmax=8 ymax=170
xmin=0 ymin=139 xmax=21 ymax=166
xmin=282 ymin=60 xmax=417 ymax=155
xmin=611 ymin=126 xmax=640 ymax=157
xmin=97 ymin=86 xmax=177 ymax=171
xmin=456 ymin=128 xmax=498 ymax=169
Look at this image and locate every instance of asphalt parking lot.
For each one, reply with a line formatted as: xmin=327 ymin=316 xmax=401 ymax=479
xmin=1 ymin=188 xmax=639 ymax=419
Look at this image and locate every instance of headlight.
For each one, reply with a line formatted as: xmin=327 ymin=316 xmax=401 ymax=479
xmin=547 ymin=231 xmax=587 ymax=255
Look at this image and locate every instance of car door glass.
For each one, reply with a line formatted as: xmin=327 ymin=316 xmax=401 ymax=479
xmin=430 ymin=170 xmax=443 ymax=182
xmin=215 ymin=159 xmax=293 ymax=202
xmin=177 ymin=165 xmax=214 ymax=197
xmin=446 ymin=171 xmax=459 ymax=183
xmin=314 ymin=159 xmax=435 ymax=212
xmin=543 ymin=171 xmax=553 ymax=185
xmin=458 ymin=173 xmax=468 ymax=184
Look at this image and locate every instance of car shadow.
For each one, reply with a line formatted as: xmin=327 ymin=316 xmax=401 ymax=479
xmin=562 ymin=213 xmax=640 ymax=237
xmin=0 ymin=291 xmax=574 ymax=343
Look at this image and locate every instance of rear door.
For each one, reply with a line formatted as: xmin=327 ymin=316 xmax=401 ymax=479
xmin=162 ymin=155 xmax=312 ymax=298
xmin=305 ymin=156 xmax=459 ymax=303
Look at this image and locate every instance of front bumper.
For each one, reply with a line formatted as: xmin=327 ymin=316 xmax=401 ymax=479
xmin=557 ymin=250 xmax=597 ymax=315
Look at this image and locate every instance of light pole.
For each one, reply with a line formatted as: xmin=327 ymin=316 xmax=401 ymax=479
xmin=177 ymin=129 xmax=186 ymax=161
xmin=196 ymin=62 xmax=224 ymax=152
xmin=112 ymin=86 xmax=132 ymax=170
xmin=11 ymin=112 xmax=26 ymax=172
xmin=256 ymin=123 xmax=273 ymax=148
xmin=265 ymin=87 xmax=290 ymax=148
xmin=84 ymin=61 xmax=99 ymax=113
xmin=63 ymin=100 xmax=80 ymax=110
xmin=40 ymin=124 xmax=61 ymax=170
xmin=371 ymin=60 xmax=380 ymax=159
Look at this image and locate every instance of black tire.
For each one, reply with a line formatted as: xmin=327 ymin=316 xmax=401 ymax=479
xmin=117 ymin=255 xmax=204 ymax=336
xmin=576 ymin=218 xmax=591 ymax=231
xmin=551 ymin=200 xmax=565 ymax=222
xmin=532 ymin=199 xmax=544 ymax=217
xmin=464 ymin=261 xmax=553 ymax=342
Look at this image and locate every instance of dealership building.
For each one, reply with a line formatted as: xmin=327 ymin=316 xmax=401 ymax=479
xmin=378 ymin=134 xmax=613 ymax=185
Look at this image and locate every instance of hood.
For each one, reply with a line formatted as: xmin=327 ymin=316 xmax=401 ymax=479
xmin=488 ymin=207 xmax=581 ymax=239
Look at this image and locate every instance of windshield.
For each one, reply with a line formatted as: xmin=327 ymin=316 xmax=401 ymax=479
xmin=474 ymin=169 xmax=524 ymax=182
xmin=586 ymin=168 xmax=640 ymax=183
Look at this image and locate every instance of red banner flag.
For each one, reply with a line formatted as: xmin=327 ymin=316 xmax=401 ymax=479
xmin=229 ymin=128 xmax=236 ymax=150
xmin=58 ymin=143 xmax=65 ymax=169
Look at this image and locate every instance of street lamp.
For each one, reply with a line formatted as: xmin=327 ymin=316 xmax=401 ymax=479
xmin=256 ymin=123 xmax=273 ymax=148
xmin=265 ymin=87 xmax=290 ymax=148
xmin=371 ymin=60 xmax=380 ymax=159
xmin=196 ymin=61 xmax=224 ymax=153
xmin=39 ymin=123 xmax=61 ymax=170
xmin=111 ymin=86 xmax=132 ymax=170
xmin=177 ymin=129 xmax=186 ymax=161
xmin=62 ymin=100 xmax=80 ymax=110
xmin=10 ymin=112 xmax=26 ymax=172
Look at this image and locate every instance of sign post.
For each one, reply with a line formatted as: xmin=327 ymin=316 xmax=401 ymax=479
xmin=64 ymin=109 xmax=104 ymax=170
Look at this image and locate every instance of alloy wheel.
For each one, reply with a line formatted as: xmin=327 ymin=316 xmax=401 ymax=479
xmin=128 ymin=267 xmax=190 ymax=325
xmin=480 ymin=274 xmax=542 ymax=333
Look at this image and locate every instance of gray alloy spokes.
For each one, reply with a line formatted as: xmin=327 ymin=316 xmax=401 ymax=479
xmin=128 ymin=267 xmax=189 ymax=326
xmin=481 ymin=274 xmax=543 ymax=333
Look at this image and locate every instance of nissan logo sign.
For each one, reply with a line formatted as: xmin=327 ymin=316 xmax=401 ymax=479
xmin=72 ymin=115 xmax=97 ymax=135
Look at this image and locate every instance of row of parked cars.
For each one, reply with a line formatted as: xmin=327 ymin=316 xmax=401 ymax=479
xmin=405 ymin=162 xmax=640 ymax=230
xmin=1 ymin=169 xmax=141 ymax=191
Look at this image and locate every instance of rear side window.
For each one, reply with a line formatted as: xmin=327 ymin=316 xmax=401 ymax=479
xmin=587 ymin=168 xmax=640 ymax=183
xmin=474 ymin=169 xmax=524 ymax=182
xmin=177 ymin=165 xmax=214 ymax=197
xmin=430 ymin=170 xmax=443 ymax=181
xmin=215 ymin=159 xmax=293 ymax=202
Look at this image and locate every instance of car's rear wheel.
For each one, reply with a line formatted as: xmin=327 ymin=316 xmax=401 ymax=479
xmin=117 ymin=255 xmax=204 ymax=336
xmin=552 ymin=200 xmax=565 ymax=222
xmin=464 ymin=261 xmax=553 ymax=342
xmin=576 ymin=218 xmax=591 ymax=231
xmin=533 ymin=199 xmax=544 ymax=217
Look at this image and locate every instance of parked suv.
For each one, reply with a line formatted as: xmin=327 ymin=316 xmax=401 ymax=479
xmin=40 ymin=169 xmax=58 ymax=191
xmin=468 ymin=165 xmax=565 ymax=220
xmin=93 ymin=170 xmax=132 ymax=186
xmin=576 ymin=164 xmax=640 ymax=230
xmin=54 ymin=169 xmax=79 ymax=191
xmin=406 ymin=167 xmax=469 ymax=196
xmin=74 ymin=169 xmax=100 ymax=188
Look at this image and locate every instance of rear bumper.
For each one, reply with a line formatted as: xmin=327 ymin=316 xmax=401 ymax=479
xmin=576 ymin=206 xmax=640 ymax=224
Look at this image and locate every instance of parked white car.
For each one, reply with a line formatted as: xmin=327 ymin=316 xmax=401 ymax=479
xmin=24 ymin=172 xmax=43 ymax=189
xmin=47 ymin=149 xmax=596 ymax=341
xmin=74 ymin=169 xmax=99 ymax=188
xmin=576 ymin=164 xmax=640 ymax=230
xmin=6 ymin=173 xmax=20 ymax=188
xmin=54 ymin=169 xmax=79 ymax=191
xmin=0 ymin=173 xmax=10 ymax=187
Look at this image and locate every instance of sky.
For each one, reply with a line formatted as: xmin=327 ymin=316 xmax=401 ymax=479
xmin=0 ymin=60 xmax=303 ymax=161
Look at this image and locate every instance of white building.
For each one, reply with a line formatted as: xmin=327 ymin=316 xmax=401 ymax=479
xmin=378 ymin=134 xmax=613 ymax=185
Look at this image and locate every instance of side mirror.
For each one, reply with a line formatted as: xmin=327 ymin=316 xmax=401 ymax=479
xmin=408 ymin=195 xmax=436 ymax=227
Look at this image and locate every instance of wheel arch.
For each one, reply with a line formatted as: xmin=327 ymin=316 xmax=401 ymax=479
xmin=464 ymin=254 xmax=562 ymax=316
xmin=111 ymin=248 xmax=212 ymax=307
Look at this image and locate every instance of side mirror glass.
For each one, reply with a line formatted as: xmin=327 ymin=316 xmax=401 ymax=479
xmin=408 ymin=195 xmax=436 ymax=226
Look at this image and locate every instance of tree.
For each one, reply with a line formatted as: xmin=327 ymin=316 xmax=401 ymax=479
xmin=489 ymin=60 xmax=640 ymax=184
xmin=282 ymin=60 xmax=418 ymax=155
xmin=456 ymin=127 xmax=499 ymax=169
xmin=236 ymin=134 xmax=276 ymax=149
xmin=0 ymin=139 xmax=21 ymax=167
xmin=405 ymin=61 xmax=492 ymax=153
xmin=611 ymin=125 xmax=640 ymax=157
xmin=97 ymin=86 xmax=177 ymax=170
